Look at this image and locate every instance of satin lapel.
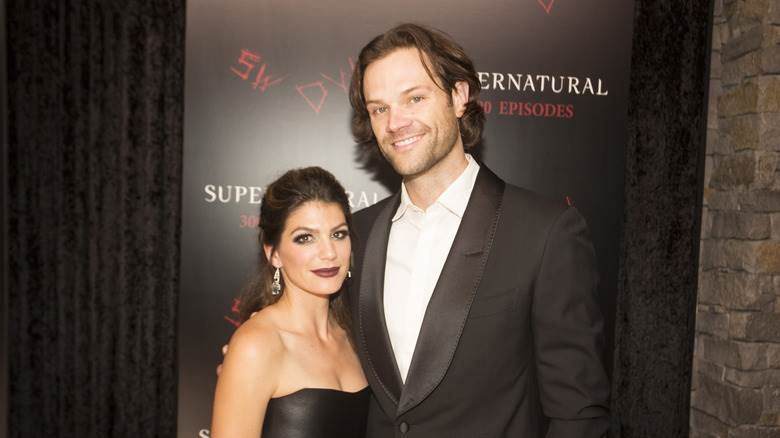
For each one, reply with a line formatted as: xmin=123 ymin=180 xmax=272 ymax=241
xmin=357 ymin=192 xmax=404 ymax=405
xmin=397 ymin=167 xmax=505 ymax=416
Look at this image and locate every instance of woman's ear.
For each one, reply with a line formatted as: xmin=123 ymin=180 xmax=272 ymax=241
xmin=263 ymin=244 xmax=280 ymax=268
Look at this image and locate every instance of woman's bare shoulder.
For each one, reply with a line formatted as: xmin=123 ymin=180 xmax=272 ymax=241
xmin=212 ymin=308 xmax=284 ymax=436
xmin=226 ymin=308 xmax=286 ymax=367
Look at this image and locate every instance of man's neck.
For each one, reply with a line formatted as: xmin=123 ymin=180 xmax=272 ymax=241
xmin=404 ymin=149 xmax=469 ymax=210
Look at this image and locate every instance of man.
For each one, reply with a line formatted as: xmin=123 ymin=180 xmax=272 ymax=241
xmin=347 ymin=23 xmax=610 ymax=437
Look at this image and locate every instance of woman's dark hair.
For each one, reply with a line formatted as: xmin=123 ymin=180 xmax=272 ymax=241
xmin=349 ymin=23 xmax=485 ymax=153
xmin=238 ymin=167 xmax=353 ymax=331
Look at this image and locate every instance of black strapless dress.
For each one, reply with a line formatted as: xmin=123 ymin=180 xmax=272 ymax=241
xmin=261 ymin=387 xmax=370 ymax=438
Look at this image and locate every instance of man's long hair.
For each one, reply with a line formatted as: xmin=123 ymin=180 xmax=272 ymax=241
xmin=349 ymin=23 xmax=485 ymax=153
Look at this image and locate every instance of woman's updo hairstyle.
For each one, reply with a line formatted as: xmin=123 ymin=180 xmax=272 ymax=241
xmin=238 ymin=167 xmax=353 ymax=330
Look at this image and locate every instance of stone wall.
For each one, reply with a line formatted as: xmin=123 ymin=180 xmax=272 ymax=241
xmin=691 ymin=0 xmax=780 ymax=437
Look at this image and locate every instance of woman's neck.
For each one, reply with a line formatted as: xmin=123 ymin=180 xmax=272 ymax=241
xmin=276 ymin=288 xmax=334 ymax=340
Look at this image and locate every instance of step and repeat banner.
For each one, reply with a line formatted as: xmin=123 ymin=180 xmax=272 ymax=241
xmin=180 ymin=1 xmax=635 ymax=436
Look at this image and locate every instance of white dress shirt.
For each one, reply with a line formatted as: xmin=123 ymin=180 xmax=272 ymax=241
xmin=383 ymin=154 xmax=480 ymax=382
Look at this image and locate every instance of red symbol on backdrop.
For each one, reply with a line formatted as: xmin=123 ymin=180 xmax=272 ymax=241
xmin=231 ymin=49 xmax=287 ymax=92
xmin=224 ymin=297 xmax=242 ymax=328
xmin=295 ymin=57 xmax=355 ymax=114
xmin=232 ymin=52 xmax=354 ymax=114
xmin=564 ymin=195 xmax=573 ymax=206
xmin=538 ymin=0 xmax=555 ymax=14
xmin=295 ymin=58 xmax=355 ymax=114
xmin=320 ymin=57 xmax=355 ymax=93
xmin=296 ymin=81 xmax=329 ymax=114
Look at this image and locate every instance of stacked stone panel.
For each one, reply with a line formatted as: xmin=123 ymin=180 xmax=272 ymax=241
xmin=691 ymin=0 xmax=780 ymax=437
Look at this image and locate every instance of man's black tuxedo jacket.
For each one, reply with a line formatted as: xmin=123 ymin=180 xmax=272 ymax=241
xmin=348 ymin=166 xmax=610 ymax=438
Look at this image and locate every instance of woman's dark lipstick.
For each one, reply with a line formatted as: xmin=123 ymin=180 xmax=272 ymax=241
xmin=311 ymin=267 xmax=340 ymax=278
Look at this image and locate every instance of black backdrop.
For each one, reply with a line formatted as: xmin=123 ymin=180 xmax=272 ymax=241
xmin=4 ymin=1 xmax=712 ymax=437
xmin=179 ymin=2 xmax=634 ymax=435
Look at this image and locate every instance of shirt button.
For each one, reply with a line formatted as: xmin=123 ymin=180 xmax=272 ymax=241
xmin=399 ymin=422 xmax=409 ymax=433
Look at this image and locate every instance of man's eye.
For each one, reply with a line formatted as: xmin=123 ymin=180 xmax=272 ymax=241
xmin=293 ymin=234 xmax=313 ymax=244
xmin=410 ymin=96 xmax=424 ymax=103
xmin=332 ymin=229 xmax=349 ymax=240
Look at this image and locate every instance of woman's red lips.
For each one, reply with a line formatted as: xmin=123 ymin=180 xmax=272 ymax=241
xmin=311 ymin=267 xmax=340 ymax=278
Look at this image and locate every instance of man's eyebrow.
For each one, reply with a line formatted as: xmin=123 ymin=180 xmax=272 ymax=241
xmin=400 ymin=85 xmax=432 ymax=95
xmin=365 ymin=98 xmax=385 ymax=107
xmin=365 ymin=85 xmax=432 ymax=106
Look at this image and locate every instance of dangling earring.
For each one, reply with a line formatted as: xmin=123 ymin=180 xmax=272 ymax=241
xmin=271 ymin=267 xmax=281 ymax=295
xmin=347 ymin=270 xmax=352 ymax=278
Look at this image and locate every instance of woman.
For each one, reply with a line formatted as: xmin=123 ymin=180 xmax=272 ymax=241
xmin=211 ymin=167 xmax=369 ymax=438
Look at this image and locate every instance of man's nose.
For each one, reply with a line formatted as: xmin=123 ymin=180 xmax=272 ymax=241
xmin=386 ymin=107 xmax=412 ymax=133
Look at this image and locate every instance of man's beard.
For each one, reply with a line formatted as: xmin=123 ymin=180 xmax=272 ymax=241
xmin=379 ymin=120 xmax=459 ymax=179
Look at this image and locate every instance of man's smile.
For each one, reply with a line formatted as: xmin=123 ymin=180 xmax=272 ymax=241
xmin=392 ymin=134 xmax=424 ymax=151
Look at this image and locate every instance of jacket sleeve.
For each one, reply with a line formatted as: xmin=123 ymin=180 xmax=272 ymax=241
xmin=532 ymin=206 xmax=611 ymax=438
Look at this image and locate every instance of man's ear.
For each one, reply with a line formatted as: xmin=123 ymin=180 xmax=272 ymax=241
xmin=452 ymin=80 xmax=469 ymax=118
xmin=263 ymin=244 xmax=280 ymax=268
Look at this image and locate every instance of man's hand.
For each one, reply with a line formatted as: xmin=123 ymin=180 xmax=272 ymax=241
xmin=216 ymin=344 xmax=229 ymax=376
xmin=216 ymin=311 xmax=257 ymax=376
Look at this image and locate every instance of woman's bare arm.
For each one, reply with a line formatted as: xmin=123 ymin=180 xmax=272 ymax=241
xmin=211 ymin=320 xmax=283 ymax=437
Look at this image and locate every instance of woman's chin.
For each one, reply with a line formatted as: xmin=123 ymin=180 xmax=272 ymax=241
xmin=305 ymin=282 xmax=347 ymax=298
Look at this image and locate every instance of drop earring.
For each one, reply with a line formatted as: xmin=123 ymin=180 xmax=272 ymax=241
xmin=271 ymin=267 xmax=281 ymax=295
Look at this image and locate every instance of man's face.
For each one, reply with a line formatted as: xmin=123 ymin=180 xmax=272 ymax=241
xmin=363 ymin=48 xmax=468 ymax=179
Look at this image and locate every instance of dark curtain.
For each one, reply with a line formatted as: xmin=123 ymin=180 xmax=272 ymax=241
xmin=1 ymin=0 xmax=9 ymax=435
xmin=7 ymin=2 xmax=183 ymax=437
xmin=611 ymin=2 xmax=713 ymax=437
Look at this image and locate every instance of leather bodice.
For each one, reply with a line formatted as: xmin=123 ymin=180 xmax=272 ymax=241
xmin=261 ymin=387 xmax=370 ymax=438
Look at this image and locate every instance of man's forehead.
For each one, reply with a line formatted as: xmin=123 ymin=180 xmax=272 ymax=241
xmin=363 ymin=47 xmax=444 ymax=98
xmin=366 ymin=48 xmax=426 ymax=76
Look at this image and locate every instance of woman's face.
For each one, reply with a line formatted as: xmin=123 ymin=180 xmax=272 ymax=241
xmin=266 ymin=201 xmax=351 ymax=297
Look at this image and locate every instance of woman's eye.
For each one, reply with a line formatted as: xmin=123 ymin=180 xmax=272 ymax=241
xmin=332 ymin=230 xmax=349 ymax=240
xmin=410 ymin=96 xmax=424 ymax=103
xmin=293 ymin=234 xmax=313 ymax=244
xmin=371 ymin=106 xmax=387 ymax=115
